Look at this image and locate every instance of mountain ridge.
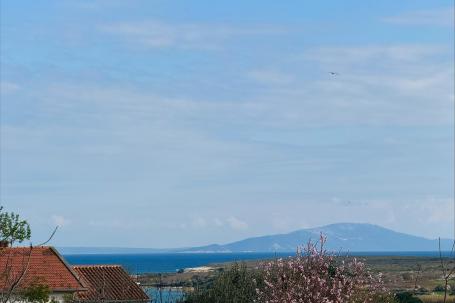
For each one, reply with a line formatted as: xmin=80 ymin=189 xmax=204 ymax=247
xmin=58 ymin=223 xmax=453 ymax=254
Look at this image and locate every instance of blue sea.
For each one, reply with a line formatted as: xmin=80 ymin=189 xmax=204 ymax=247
xmin=64 ymin=251 xmax=448 ymax=274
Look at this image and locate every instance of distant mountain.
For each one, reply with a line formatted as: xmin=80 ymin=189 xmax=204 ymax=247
xmin=58 ymin=223 xmax=453 ymax=254
xmin=182 ymin=223 xmax=453 ymax=253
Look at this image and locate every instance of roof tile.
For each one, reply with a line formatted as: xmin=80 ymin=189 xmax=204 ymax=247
xmin=0 ymin=246 xmax=85 ymax=292
xmin=73 ymin=265 xmax=149 ymax=303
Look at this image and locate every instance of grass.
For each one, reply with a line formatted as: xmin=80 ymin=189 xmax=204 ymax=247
xmin=418 ymin=294 xmax=455 ymax=303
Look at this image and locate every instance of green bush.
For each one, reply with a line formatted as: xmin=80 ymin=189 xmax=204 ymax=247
xmin=184 ymin=262 xmax=262 ymax=303
xmin=20 ymin=282 xmax=50 ymax=303
xmin=433 ymin=285 xmax=446 ymax=292
xmin=414 ymin=287 xmax=430 ymax=295
xmin=395 ymin=292 xmax=423 ymax=303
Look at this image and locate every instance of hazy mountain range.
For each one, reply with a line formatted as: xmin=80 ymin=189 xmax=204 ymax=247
xmin=58 ymin=223 xmax=453 ymax=254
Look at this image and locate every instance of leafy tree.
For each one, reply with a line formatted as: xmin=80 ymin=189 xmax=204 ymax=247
xmin=0 ymin=206 xmax=31 ymax=245
xmin=0 ymin=206 xmax=33 ymax=303
xmin=20 ymin=282 xmax=51 ymax=303
xmin=185 ymin=262 xmax=262 ymax=303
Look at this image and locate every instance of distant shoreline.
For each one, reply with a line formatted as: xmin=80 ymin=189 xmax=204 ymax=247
xmin=61 ymin=250 xmax=453 ymax=256
xmin=64 ymin=251 xmax=453 ymax=275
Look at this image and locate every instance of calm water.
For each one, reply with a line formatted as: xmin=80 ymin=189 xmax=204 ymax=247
xmin=64 ymin=251 xmax=448 ymax=274
xmin=65 ymin=252 xmax=291 ymax=274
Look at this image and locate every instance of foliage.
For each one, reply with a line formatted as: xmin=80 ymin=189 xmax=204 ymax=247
xmin=63 ymin=293 xmax=74 ymax=303
xmin=415 ymin=288 xmax=430 ymax=295
xmin=0 ymin=206 xmax=31 ymax=245
xmin=20 ymin=282 xmax=50 ymax=303
xmin=434 ymin=285 xmax=448 ymax=292
xmin=256 ymin=235 xmax=393 ymax=303
xmin=184 ymin=262 xmax=262 ymax=303
xmin=395 ymin=292 xmax=423 ymax=303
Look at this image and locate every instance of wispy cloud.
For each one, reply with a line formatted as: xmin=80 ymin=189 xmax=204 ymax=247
xmin=383 ymin=7 xmax=454 ymax=27
xmin=185 ymin=216 xmax=248 ymax=231
xmin=52 ymin=215 xmax=71 ymax=227
xmin=0 ymin=81 xmax=20 ymax=94
xmin=249 ymin=44 xmax=454 ymax=126
xmin=100 ymin=21 xmax=288 ymax=50
xmin=303 ymin=44 xmax=447 ymax=64
xmin=226 ymin=216 xmax=249 ymax=230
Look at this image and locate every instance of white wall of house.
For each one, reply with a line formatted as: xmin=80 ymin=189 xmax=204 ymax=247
xmin=4 ymin=291 xmax=74 ymax=303
xmin=49 ymin=292 xmax=73 ymax=303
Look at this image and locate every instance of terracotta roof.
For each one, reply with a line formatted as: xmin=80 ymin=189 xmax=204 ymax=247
xmin=0 ymin=246 xmax=85 ymax=292
xmin=73 ymin=265 xmax=149 ymax=303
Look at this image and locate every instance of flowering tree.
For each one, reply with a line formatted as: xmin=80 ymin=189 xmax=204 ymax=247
xmin=256 ymin=236 xmax=393 ymax=303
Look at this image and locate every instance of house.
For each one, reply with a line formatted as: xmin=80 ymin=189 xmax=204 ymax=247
xmin=0 ymin=246 xmax=86 ymax=303
xmin=1 ymin=246 xmax=149 ymax=303
xmin=72 ymin=265 xmax=149 ymax=303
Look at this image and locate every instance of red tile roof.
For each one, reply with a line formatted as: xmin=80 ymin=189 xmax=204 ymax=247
xmin=73 ymin=265 xmax=149 ymax=303
xmin=0 ymin=246 xmax=85 ymax=292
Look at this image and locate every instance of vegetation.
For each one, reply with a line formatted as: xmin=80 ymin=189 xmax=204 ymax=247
xmin=185 ymin=262 xmax=262 ymax=303
xmin=0 ymin=206 xmax=53 ymax=303
xmin=20 ymin=282 xmax=51 ymax=303
xmin=0 ymin=206 xmax=31 ymax=245
xmin=181 ymin=236 xmax=395 ymax=303
xmin=256 ymin=236 xmax=394 ymax=303
xmin=395 ymin=292 xmax=423 ymax=303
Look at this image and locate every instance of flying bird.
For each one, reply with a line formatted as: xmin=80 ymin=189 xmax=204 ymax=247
xmin=329 ymin=72 xmax=339 ymax=76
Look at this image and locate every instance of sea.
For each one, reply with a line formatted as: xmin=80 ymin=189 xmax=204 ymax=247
xmin=64 ymin=251 xmax=449 ymax=274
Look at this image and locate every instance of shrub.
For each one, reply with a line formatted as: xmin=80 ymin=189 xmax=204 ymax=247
xmin=256 ymin=235 xmax=393 ymax=303
xmin=433 ymin=285 xmax=446 ymax=292
xmin=395 ymin=292 xmax=423 ymax=303
xmin=185 ymin=262 xmax=262 ymax=303
xmin=20 ymin=282 xmax=50 ymax=303
xmin=415 ymin=287 xmax=430 ymax=295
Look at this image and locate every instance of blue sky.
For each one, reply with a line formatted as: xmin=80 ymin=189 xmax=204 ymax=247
xmin=1 ymin=0 xmax=454 ymax=247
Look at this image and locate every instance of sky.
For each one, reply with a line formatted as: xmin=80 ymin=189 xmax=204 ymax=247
xmin=0 ymin=0 xmax=454 ymax=248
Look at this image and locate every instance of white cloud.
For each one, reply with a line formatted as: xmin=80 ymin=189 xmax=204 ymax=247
xmin=29 ymin=44 xmax=452 ymax=132
xmin=100 ymin=21 xmax=287 ymax=50
xmin=213 ymin=218 xmax=225 ymax=227
xmin=303 ymin=45 xmax=446 ymax=64
xmin=226 ymin=216 xmax=248 ymax=231
xmin=251 ymin=44 xmax=454 ymax=127
xmin=383 ymin=7 xmax=454 ymax=27
xmin=185 ymin=216 xmax=248 ymax=231
xmin=52 ymin=215 xmax=71 ymax=227
xmin=191 ymin=217 xmax=208 ymax=228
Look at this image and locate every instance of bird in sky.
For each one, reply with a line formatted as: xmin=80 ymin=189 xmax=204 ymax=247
xmin=329 ymin=72 xmax=339 ymax=76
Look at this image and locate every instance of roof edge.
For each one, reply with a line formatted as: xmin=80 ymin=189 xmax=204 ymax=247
xmin=49 ymin=247 xmax=88 ymax=291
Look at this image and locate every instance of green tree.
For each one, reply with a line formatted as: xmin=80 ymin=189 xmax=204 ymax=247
xmin=0 ymin=206 xmax=31 ymax=245
xmin=20 ymin=281 xmax=50 ymax=303
xmin=185 ymin=262 xmax=262 ymax=303
xmin=0 ymin=207 xmax=33 ymax=303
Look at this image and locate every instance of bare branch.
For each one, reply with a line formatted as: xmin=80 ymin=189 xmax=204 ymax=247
xmin=34 ymin=226 xmax=58 ymax=247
